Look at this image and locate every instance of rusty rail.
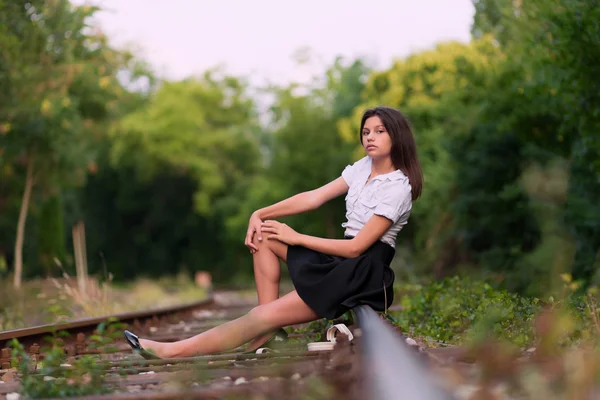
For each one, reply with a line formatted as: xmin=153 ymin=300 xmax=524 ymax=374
xmin=0 ymin=296 xmax=215 ymax=351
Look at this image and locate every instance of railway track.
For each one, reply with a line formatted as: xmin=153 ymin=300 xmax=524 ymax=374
xmin=0 ymin=290 xmax=455 ymax=400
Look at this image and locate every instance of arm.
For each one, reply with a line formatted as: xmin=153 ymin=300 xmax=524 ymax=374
xmin=262 ymin=179 xmax=412 ymax=257
xmin=295 ymin=214 xmax=393 ymax=258
xmin=256 ymin=176 xmax=349 ymax=220
xmin=246 ymin=177 xmax=349 ymax=253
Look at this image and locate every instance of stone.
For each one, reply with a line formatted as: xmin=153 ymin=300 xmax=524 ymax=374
xmin=234 ymin=377 xmax=247 ymax=385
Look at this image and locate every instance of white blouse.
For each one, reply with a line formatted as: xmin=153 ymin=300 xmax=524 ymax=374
xmin=341 ymin=156 xmax=412 ymax=248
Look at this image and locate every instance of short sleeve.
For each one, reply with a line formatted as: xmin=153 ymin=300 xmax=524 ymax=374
xmin=341 ymin=156 xmax=368 ymax=186
xmin=374 ymin=182 xmax=412 ymax=224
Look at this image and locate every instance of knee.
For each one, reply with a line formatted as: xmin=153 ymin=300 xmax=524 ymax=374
xmin=252 ymin=232 xmax=274 ymax=249
xmin=251 ymin=232 xmax=286 ymax=263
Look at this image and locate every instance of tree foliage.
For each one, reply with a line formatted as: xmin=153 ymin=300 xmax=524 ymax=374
xmin=0 ymin=0 xmax=136 ymax=286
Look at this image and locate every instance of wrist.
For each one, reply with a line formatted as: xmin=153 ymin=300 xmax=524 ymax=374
xmin=295 ymin=233 xmax=306 ymax=247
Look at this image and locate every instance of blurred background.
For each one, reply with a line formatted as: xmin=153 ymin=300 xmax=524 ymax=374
xmin=0 ymin=0 xmax=598 ymax=304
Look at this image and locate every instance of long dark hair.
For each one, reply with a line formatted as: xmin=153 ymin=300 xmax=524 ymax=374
xmin=359 ymin=106 xmax=423 ymax=201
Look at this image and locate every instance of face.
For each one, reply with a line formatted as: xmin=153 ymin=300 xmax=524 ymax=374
xmin=361 ymin=115 xmax=392 ymax=158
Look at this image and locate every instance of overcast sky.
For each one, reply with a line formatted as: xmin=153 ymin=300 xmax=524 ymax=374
xmin=76 ymin=0 xmax=475 ymax=87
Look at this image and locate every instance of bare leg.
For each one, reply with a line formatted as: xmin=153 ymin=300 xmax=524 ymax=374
xmin=139 ymin=290 xmax=319 ymax=358
xmin=246 ymin=233 xmax=288 ymax=350
xmin=252 ymin=232 xmax=288 ymax=305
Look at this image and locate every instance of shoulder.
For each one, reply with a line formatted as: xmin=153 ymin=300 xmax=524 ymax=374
xmin=375 ymin=172 xmax=412 ymax=210
xmin=349 ymin=156 xmax=370 ymax=170
xmin=372 ymin=175 xmax=412 ymax=224
xmin=341 ymin=156 xmax=370 ymax=185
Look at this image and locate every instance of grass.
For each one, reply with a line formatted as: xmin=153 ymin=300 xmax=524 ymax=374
xmin=0 ymin=272 xmax=208 ymax=330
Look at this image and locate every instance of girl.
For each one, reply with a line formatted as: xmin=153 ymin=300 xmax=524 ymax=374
xmin=124 ymin=106 xmax=423 ymax=359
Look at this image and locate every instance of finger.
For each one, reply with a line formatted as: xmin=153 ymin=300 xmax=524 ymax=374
xmin=261 ymin=227 xmax=277 ymax=233
xmin=261 ymin=223 xmax=277 ymax=232
xmin=248 ymin=240 xmax=258 ymax=251
xmin=245 ymin=228 xmax=253 ymax=245
xmin=262 ymin=220 xmax=277 ymax=226
xmin=246 ymin=231 xmax=259 ymax=251
xmin=271 ymin=235 xmax=286 ymax=244
xmin=254 ymin=225 xmax=263 ymax=241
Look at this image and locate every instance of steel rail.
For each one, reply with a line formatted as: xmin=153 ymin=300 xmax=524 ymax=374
xmin=353 ymin=305 xmax=455 ymax=400
xmin=0 ymin=295 xmax=215 ymax=348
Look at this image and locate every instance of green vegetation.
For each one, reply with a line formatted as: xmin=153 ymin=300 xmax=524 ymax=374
xmin=10 ymin=338 xmax=111 ymax=398
xmin=8 ymin=317 xmax=127 ymax=398
xmin=393 ymin=276 xmax=542 ymax=346
xmin=392 ymin=274 xmax=600 ymax=349
xmin=0 ymin=273 xmax=207 ymax=330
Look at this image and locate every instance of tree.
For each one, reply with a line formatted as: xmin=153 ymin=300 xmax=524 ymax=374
xmin=471 ymin=0 xmax=515 ymax=44
xmin=110 ymin=71 xmax=261 ymax=217
xmin=472 ymin=0 xmax=600 ymax=285
xmin=0 ymin=0 xmax=135 ymax=287
xmin=104 ymin=71 xmax=263 ymax=280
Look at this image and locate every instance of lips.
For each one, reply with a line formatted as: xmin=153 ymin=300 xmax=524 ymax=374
xmin=366 ymin=145 xmax=377 ymax=150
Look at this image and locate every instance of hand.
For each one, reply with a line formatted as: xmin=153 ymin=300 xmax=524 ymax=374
xmin=245 ymin=211 xmax=263 ymax=254
xmin=260 ymin=220 xmax=301 ymax=246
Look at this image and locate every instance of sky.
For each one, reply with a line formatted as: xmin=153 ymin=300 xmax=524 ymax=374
xmin=76 ymin=0 xmax=475 ymax=88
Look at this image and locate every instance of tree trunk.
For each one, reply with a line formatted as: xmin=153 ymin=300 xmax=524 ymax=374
xmin=13 ymin=155 xmax=34 ymax=289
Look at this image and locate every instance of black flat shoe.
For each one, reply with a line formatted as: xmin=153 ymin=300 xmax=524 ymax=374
xmin=124 ymin=330 xmax=161 ymax=360
xmin=244 ymin=328 xmax=289 ymax=354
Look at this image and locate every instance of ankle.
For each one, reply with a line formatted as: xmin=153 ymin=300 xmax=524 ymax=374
xmin=139 ymin=339 xmax=168 ymax=358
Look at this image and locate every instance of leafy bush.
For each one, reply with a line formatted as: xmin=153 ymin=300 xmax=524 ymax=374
xmin=10 ymin=339 xmax=110 ymax=398
xmin=9 ymin=318 xmax=126 ymax=398
xmin=392 ymin=276 xmax=542 ymax=346
xmin=392 ymin=274 xmax=600 ymax=349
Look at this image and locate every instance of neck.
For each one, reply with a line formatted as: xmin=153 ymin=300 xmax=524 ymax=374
xmin=370 ymin=156 xmax=396 ymax=176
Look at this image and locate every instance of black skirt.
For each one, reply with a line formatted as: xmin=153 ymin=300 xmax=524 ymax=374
xmin=286 ymin=237 xmax=396 ymax=320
